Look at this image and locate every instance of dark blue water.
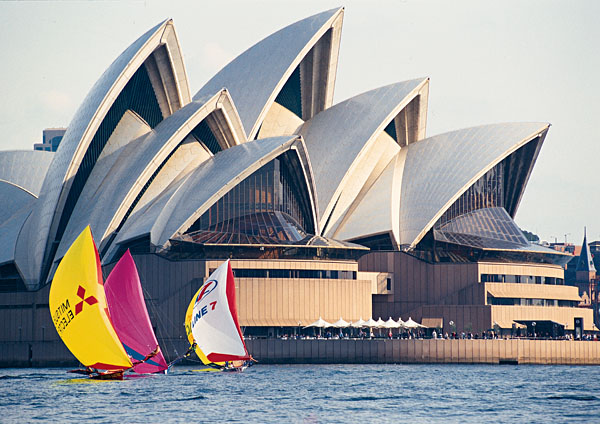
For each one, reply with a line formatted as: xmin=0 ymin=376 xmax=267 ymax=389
xmin=1 ymin=365 xmax=599 ymax=423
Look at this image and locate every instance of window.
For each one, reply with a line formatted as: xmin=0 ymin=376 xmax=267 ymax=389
xmin=339 ymin=271 xmax=355 ymax=279
xmin=436 ymin=161 xmax=505 ymax=226
xmin=487 ymin=296 xmax=570 ymax=307
xmin=230 ymin=268 xmax=357 ymax=280
xmin=386 ymin=278 xmax=392 ymax=291
xmin=185 ymin=154 xmax=314 ymax=244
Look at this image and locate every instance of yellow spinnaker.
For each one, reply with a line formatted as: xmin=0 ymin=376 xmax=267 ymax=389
xmin=184 ymin=286 xmax=223 ymax=366
xmin=49 ymin=226 xmax=132 ymax=370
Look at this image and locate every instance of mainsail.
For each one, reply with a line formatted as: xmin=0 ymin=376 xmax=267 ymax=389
xmin=104 ymin=250 xmax=168 ymax=374
xmin=185 ymin=286 xmax=216 ymax=366
xmin=186 ymin=260 xmax=250 ymax=364
xmin=49 ymin=226 xmax=132 ymax=370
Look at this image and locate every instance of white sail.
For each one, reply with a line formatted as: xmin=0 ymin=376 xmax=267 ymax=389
xmin=190 ymin=260 xmax=249 ymax=362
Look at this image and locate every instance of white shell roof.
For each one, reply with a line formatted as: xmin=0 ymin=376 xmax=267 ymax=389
xmin=0 ymin=210 xmax=32 ymax=267
xmin=194 ymin=8 xmax=343 ymax=139
xmin=102 ymin=164 xmax=189 ymax=264
xmin=0 ymin=182 xmax=35 ymax=228
xmin=15 ymin=19 xmax=190 ymax=288
xmin=54 ymin=91 xmax=245 ymax=265
xmin=0 ymin=150 xmax=54 ymax=196
xmin=298 ymin=79 xmax=427 ymax=221
xmin=107 ymin=135 xmax=310 ymax=262
xmin=399 ymin=122 xmax=550 ymax=248
xmin=333 ymin=153 xmax=403 ymax=244
xmin=0 ymin=182 xmax=35 ymax=266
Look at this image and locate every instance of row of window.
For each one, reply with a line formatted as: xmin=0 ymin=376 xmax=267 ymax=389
xmin=189 ymin=157 xmax=311 ymax=243
xmin=487 ymin=296 xmax=577 ymax=308
xmin=214 ymin=268 xmax=357 ymax=280
xmin=436 ymin=162 xmax=504 ymax=228
xmin=481 ymin=274 xmax=563 ymax=285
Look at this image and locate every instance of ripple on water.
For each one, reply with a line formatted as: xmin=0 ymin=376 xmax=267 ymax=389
xmin=337 ymin=395 xmax=402 ymax=402
xmin=1 ymin=365 xmax=600 ymax=423
xmin=171 ymin=395 xmax=207 ymax=402
xmin=546 ymin=394 xmax=598 ymax=401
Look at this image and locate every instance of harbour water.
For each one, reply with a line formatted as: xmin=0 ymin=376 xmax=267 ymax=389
xmin=1 ymin=364 xmax=599 ymax=423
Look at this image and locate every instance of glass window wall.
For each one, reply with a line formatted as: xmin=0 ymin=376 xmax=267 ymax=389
xmin=437 ymin=162 xmax=504 ymax=228
xmin=186 ymin=152 xmax=314 ymax=244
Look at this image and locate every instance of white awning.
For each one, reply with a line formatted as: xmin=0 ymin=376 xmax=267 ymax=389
xmin=351 ymin=318 xmax=366 ymax=328
xmin=404 ymin=317 xmax=426 ymax=328
xmin=383 ymin=317 xmax=401 ymax=328
xmin=363 ymin=318 xmax=379 ymax=328
xmin=303 ymin=317 xmax=332 ymax=328
xmin=331 ymin=317 xmax=350 ymax=328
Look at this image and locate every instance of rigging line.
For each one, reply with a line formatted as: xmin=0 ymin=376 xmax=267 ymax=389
xmin=142 ymin=286 xmax=181 ymax=363
xmin=166 ymin=343 xmax=206 ymax=369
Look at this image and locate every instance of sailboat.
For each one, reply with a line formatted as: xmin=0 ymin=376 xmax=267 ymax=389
xmin=184 ymin=259 xmax=254 ymax=372
xmin=49 ymin=226 xmax=167 ymax=379
xmin=104 ymin=249 xmax=168 ymax=374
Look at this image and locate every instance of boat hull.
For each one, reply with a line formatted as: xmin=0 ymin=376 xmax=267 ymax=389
xmin=68 ymin=368 xmax=125 ymax=380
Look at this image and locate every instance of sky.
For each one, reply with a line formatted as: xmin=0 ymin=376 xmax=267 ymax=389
xmin=1 ymin=0 xmax=598 ymax=245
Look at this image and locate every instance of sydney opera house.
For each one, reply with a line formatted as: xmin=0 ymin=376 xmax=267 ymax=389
xmin=0 ymin=8 xmax=593 ymax=363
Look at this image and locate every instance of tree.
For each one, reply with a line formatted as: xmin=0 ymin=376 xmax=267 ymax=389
xmin=521 ymin=229 xmax=540 ymax=243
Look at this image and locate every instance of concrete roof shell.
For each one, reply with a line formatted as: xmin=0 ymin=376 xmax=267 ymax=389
xmin=0 ymin=182 xmax=36 ymax=224
xmin=107 ymin=135 xmax=317 ymax=262
xmin=15 ymin=19 xmax=191 ymax=288
xmin=53 ymin=90 xmax=245 ymax=269
xmin=298 ymin=79 xmax=429 ymax=232
xmin=0 ymin=150 xmax=54 ymax=197
xmin=399 ymin=122 xmax=550 ymax=249
xmin=0 ymin=182 xmax=36 ymax=266
xmin=194 ymin=8 xmax=344 ymax=139
xmin=333 ymin=150 xmax=407 ymax=247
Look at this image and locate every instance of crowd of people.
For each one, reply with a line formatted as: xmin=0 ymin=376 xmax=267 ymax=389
xmin=253 ymin=329 xmax=600 ymax=341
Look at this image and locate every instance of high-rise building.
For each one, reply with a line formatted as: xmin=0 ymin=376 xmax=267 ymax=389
xmin=33 ymin=128 xmax=66 ymax=152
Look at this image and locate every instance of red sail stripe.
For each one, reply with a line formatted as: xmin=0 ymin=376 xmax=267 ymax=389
xmin=225 ymin=261 xmax=249 ymax=357
xmin=207 ymin=352 xmax=250 ymax=363
xmin=87 ymin=362 xmax=131 ymax=371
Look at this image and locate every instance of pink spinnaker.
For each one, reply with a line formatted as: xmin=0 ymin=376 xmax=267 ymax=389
xmin=105 ymin=250 xmax=168 ymax=373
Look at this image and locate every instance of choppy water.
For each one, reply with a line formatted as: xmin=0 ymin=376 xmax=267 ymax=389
xmin=0 ymin=364 xmax=599 ymax=423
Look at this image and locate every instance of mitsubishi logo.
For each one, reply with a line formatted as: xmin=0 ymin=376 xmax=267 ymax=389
xmin=75 ymin=285 xmax=98 ymax=315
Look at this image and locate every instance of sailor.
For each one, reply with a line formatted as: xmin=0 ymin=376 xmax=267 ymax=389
xmin=184 ymin=342 xmax=197 ymax=357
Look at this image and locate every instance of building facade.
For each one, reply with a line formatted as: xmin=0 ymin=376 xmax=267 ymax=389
xmin=361 ymin=251 xmax=592 ymax=335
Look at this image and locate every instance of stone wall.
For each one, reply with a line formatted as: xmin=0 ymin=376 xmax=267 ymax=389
xmin=2 ymin=338 xmax=600 ymax=367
